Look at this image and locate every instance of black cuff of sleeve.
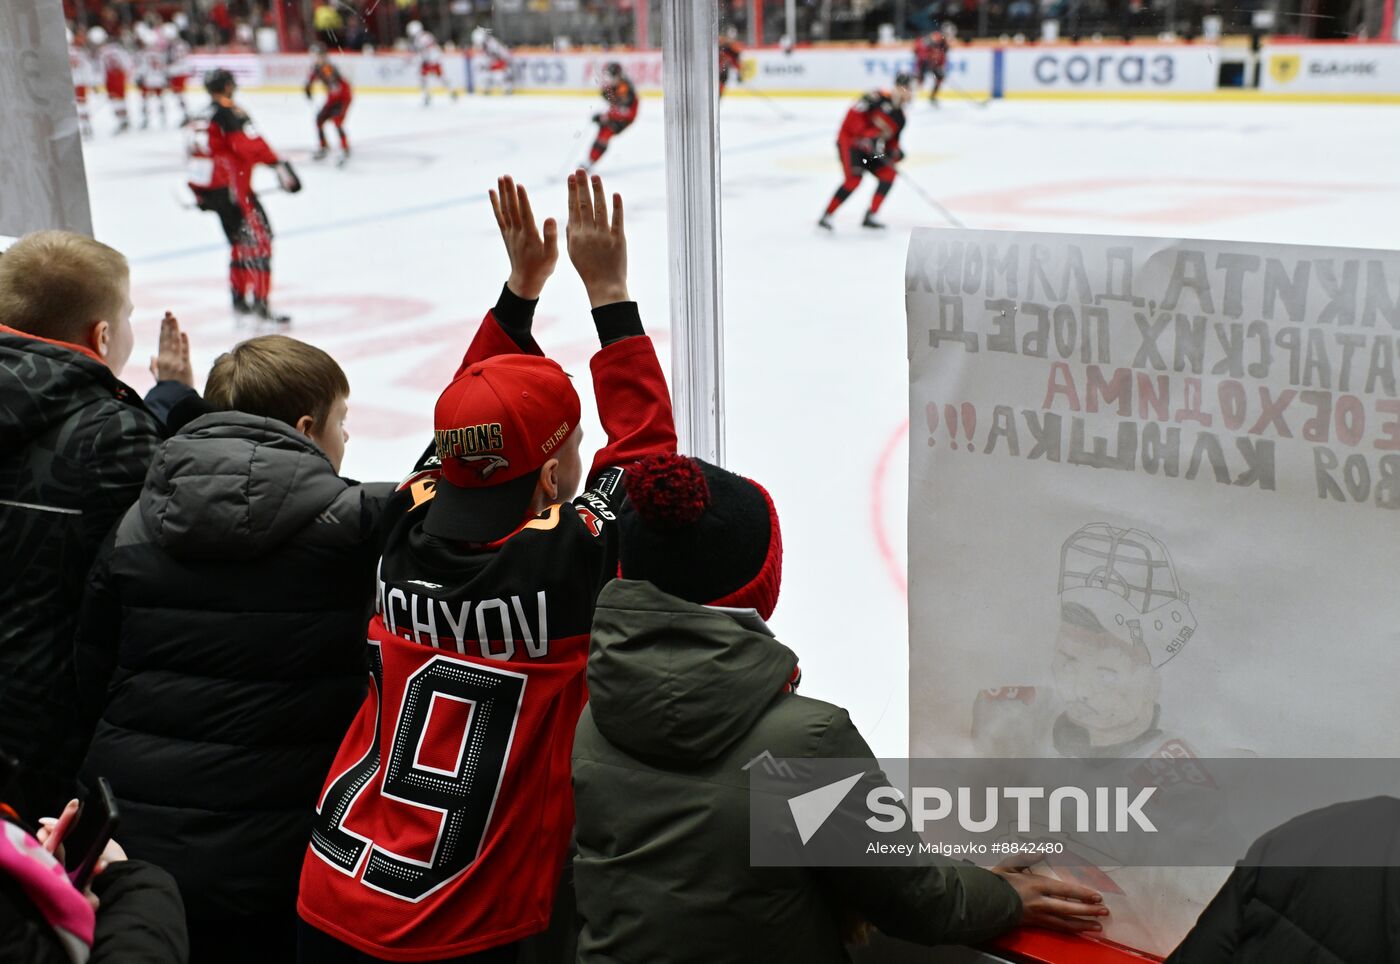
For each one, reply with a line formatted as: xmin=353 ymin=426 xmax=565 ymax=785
xmin=494 ymin=283 xmax=539 ymax=346
xmin=592 ymin=301 xmax=643 ymax=347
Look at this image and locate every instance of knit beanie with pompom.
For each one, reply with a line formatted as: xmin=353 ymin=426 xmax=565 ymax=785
xmin=618 ymin=453 xmax=782 ymax=621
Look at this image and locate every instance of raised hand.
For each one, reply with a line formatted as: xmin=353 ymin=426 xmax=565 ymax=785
xmin=565 ymin=169 xmax=628 ymax=309
xmin=993 ymin=860 xmax=1109 ymax=934
xmin=490 ymin=175 xmax=558 ymax=301
xmin=148 ymin=312 xmax=194 ymax=387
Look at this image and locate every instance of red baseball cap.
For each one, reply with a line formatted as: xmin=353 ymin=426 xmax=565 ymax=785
xmin=423 ymin=354 xmax=581 ymax=543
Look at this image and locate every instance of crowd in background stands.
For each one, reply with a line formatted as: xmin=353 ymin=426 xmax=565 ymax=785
xmin=63 ymin=0 xmax=1316 ymax=55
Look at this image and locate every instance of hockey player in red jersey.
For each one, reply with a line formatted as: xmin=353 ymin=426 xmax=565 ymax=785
xmin=819 ymin=73 xmax=913 ymax=231
xmin=914 ymin=29 xmax=951 ymax=104
xmin=87 ymin=27 xmax=131 ymax=134
xmin=306 ymin=46 xmax=353 ymax=165
xmin=186 ymin=69 xmax=301 ymax=323
xmin=297 ymin=171 xmax=676 ymax=961
xmin=719 ymin=34 xmax=744 ymax=96
xmin=583 ymin=63 xmax=637 ymax=171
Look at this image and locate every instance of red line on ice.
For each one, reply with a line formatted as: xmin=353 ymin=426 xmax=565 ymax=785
xmin=871 ymin=418 xmax=908 ymax=599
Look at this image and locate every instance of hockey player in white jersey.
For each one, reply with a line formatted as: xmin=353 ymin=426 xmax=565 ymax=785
xmin=471 ymin=26 xmax=513 ymax=95
xmin=163 ymin=23 xmax=193 ymax=123
xmin=88 ymin=27 xmax=131 ymax=134
xmin=68 ymin=28 xmax=96 ymax=139
xmin=134 ymin=24 xmax=170 ymax=129
xmin=405 ymin=20 xmax=456 ymax=106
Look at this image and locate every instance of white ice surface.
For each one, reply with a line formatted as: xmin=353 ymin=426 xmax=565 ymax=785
xmin=81 ymin=91 xmax=1400 ymax=758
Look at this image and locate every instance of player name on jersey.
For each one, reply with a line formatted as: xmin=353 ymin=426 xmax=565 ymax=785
xmin=377 ymin=576 xmax=551 ymax=659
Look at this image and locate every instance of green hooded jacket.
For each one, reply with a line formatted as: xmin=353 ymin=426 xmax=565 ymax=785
xmin=572 ymin=579 xmax=1023 ymax=963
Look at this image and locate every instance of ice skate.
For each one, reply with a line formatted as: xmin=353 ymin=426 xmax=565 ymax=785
xmin=818 ymin=214 xmax=833 ymax=231
xmin=862 ymin=212 xmax=886 ymax=229
xmin=313 ymin=146 xmax=330 ymax=161
xmin=252 ymin=300 xmax=290 ymax=325
xmin=337 ymin=149 xmax=351 ymax=168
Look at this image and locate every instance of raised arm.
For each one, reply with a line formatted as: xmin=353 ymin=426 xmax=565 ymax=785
xmin=457 ymin=176 xmax=559 ymax=372
xmin=562 ymin=170 xmax=677 ymax=478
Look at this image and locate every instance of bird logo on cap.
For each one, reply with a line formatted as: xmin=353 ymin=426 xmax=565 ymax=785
xmin=462 ymin=454 xmax=510 ymax=480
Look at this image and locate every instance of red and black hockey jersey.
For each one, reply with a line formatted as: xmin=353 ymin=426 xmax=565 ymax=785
xmin=601 ymin=76 xmax=638 ymax=123
xmin=186 ymin=99 xmax=278 ymax=199
xmin=915 ymin=32 xmax=950 ymax=68
xmin=719 ymin=41 xmax=743 ymax=77
xmin=307 ymin=62 xmax=352 ymax=103
xmin=298 ymin=299 xmax=676 ymax=960
xmin=837 ymin=89 xmax=907 ymax=154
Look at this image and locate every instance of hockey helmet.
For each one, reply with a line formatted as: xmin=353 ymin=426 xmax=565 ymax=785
xmin=603 ymin=61 xmax=623 ymax=78
xmin=406 ymin=20 xmax=424 ymax=37
xmin=87 ymin=25 xmax=108 ymax=45
xmin=204 ymin=68 xmax=236 ymax=96
xmin=161 ymin=22 xmax=180 ymax=41
xmin=893 ymin=71 xmax=915 ymax=89
xmin=1058 ymin=523 xmax=1196 ymax=668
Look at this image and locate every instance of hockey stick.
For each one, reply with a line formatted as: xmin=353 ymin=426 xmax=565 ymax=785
xmin=897 ymin=171 xmax=965 ymax=229
xmin=170 ymin=183 xmax=289 ymax=210
xmin=553 ymin=126 xmax=588 ymax=180
xmin=739 ymin=84 xmax=797 ymax=121
xmin=939 ymin=74 xmax=992 ymax=109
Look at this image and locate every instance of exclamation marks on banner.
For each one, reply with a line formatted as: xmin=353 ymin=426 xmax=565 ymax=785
xmin=925 ymin=402 xmax=977 ymax=451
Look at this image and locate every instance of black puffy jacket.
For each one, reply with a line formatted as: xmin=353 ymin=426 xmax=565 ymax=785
xmin=0 ymin=328 xmax=161 ymax=819
xmin=74 ymin=412 xmax=400 ymax=924
xmin=1167 ymin=796 xmax=1400 ymax=963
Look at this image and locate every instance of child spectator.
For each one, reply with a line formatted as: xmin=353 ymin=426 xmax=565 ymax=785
xmin=571 ymin=453 xmax=1112 ymax=962
xmin=296 ymin=172 xmax=676 ymax=962
xmin=73 ymin=334 xmax=401 ymax=964
xmin=0 ymin=231 xmax=192 ymax=820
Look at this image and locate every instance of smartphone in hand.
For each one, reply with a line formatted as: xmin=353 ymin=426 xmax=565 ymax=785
xmin=62 ymin=778 xmax=120 ymax=889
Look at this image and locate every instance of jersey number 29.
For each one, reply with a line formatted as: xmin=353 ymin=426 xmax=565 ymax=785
xmin=309 ymin=644 xmax=527 ymax=902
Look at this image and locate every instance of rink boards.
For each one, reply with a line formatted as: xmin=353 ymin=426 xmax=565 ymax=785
xmin=191 ymin=42 xmax=1400 ymax=103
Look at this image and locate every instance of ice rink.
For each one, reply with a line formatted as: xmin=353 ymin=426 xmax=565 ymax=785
xmin=81 ymin=90 xmax=1400 ymax=756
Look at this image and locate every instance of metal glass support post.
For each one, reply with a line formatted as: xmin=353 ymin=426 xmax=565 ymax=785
xmin=661 ymin=0 xmax=726 ymax=465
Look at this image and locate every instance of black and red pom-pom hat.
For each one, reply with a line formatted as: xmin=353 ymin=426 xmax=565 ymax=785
xmin=424 ymin=354 xmax=582 ymax=543
xmin=619 ymin=454 xmax=783 ymax=621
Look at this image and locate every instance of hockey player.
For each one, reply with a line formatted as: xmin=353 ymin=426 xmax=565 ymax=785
xmin=186 ymin=69 xmax=301 ymax=323
xmin=134 ymin=25 xmax=170 ymax=129
xmin=406 ymin=20 xmax=457 ymax=106
xmin=88 ymin=26 xmax=131 ymax=134
xmin=305 ymin=46 xmax=353 ymax=165
xmin=162 ymin=22 xmax=193 ymax=124
xmin=472 ymin=26 xmax=514 ymax=95
xmin=914 ymin=28 xmax=950 ymax=104
xmin=583 ymin=63 xmax=637 ymax=171
xmin=297 ymin=171 xmax=677 ymax=962
xmin=718 ymin=34 xmax=743 ymax=96
xmin=818 ymin=73 xmax=913 ymax=231
xmin=68 ymin=28 xmax=95 ymax=139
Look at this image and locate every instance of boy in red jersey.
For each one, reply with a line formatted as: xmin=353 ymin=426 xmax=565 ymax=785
xmin=297 ymin=171 xmax=676 ymax=963
xmin=818 ymin=73 xmax=913 ymax=231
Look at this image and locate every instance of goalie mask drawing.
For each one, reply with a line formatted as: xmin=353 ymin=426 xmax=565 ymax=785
xmin=974 ymin=524 xmax=1200 ymax=760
